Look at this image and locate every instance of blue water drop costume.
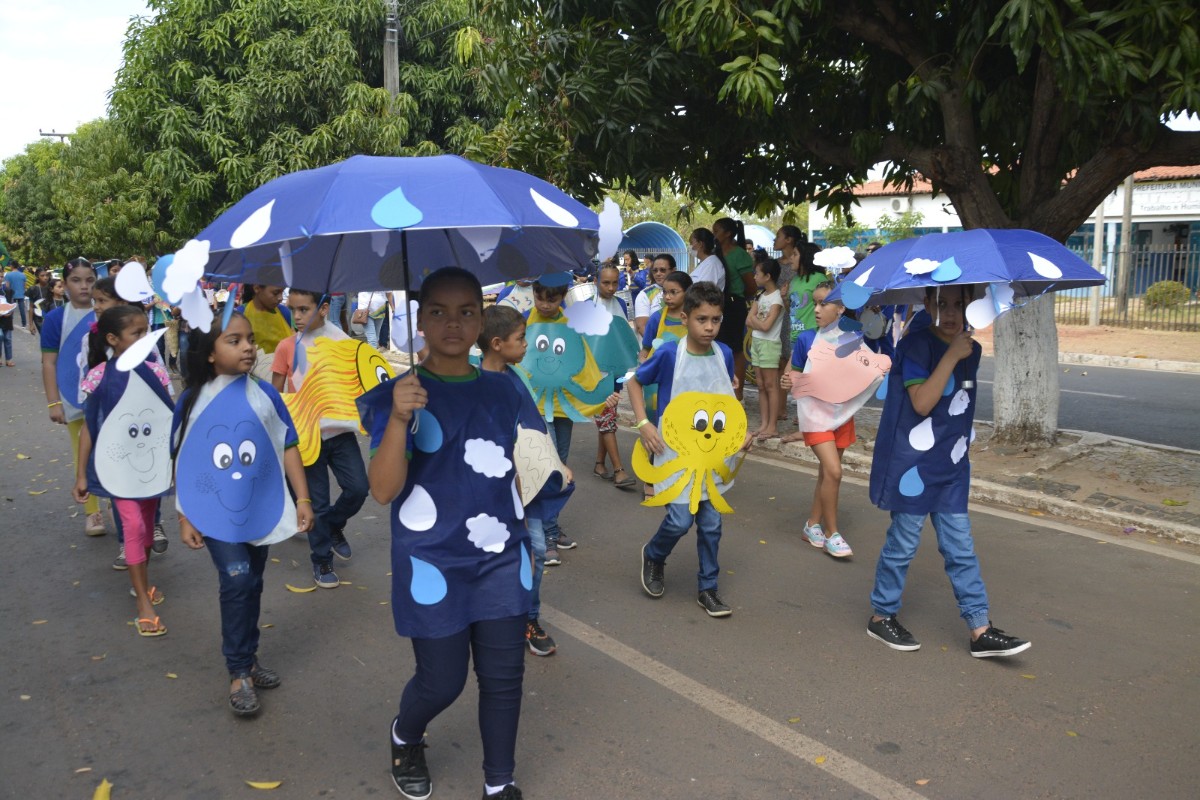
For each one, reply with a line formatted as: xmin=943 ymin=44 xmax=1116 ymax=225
xmin=360 ymin=367 xmax=531 ymax=639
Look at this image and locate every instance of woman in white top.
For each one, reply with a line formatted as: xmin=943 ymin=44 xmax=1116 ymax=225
xmin=355 ymin=291 xmax=389 ymax=349
xmin=688 ymin=228 xmax=725 ymax=289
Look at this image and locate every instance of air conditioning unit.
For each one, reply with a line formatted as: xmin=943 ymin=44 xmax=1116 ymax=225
xmin=890 ymin=197 xmax=911 ymax=212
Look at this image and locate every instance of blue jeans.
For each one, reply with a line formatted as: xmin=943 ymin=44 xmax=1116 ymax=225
xmin=645 ymin=499 xmax=723 ymax=592
xmin=363 ymin=315 xmax=384 ymax=349
xmin=326 ymin=294 xmax=346 ymax=331
xmin=394 ymin=615 xmax=526 ymax=787
xmin=303 ymin=432 xmax=368 ymax=565
xmin=525 ymin=518 xmax=547 ymax=619
xmin=870 ymin=511 xmax=990 ymax=630
xmin=0 ymin=328 xmax=12 ymax=360
xmin=543 ymin=418 xmax=573 ymax=546
xmin=15 ymin=300 xmax=27 ymax=327
xmin=204 ymin=537 xmax=270 ymax=675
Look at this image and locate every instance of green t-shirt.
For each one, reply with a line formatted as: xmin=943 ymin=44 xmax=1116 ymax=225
xmin=787 ymin=272 xmax=828 ymax=336
xmin=723 ymin=247 xmax=753 ymax=298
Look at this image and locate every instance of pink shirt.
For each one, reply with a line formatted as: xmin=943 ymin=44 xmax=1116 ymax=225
xmin=81 ymin=360 xmax=173 ymax=396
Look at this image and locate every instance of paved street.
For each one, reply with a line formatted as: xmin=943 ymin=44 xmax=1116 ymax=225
xmin=2 ymin=328 xmax=1198 ymax=799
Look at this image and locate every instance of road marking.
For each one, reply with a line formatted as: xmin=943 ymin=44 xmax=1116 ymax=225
xmin=542 ymin=606 xmax=928 ymax=800
xmin=976 ymin=379 xmax=1125 ymax=399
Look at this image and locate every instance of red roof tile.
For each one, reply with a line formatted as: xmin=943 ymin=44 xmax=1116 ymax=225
xmin=851 ymin=166 xmax=1200 ymax=197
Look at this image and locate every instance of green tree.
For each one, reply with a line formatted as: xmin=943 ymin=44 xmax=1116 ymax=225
xmin=0 ymin=140 xmax=77 ymax=265
xmin=111 ymin=0 xmax=493 ymax=238
xmin=469 ymin=0 xmax=1200 ymax=444
xmin=52 ymin=119 xmax=175 ymax=258
xmin=875 ymin=210 xmax=925 ymax=244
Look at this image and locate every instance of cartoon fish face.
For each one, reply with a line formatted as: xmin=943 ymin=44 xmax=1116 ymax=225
xmin=95 ymin=371 xmax=173 ymax=498
xmin=354 ymin=340 xmax=395 ymax=392
xmin=793 ymin=338 xmax=892 ymax=404
xmin=660 ymin=391 xmax=747 ymax=460
xmin=177 ymin=379 xmax=284 ymax=536
xmin=523 ymin=322 xmax=587 ymax=387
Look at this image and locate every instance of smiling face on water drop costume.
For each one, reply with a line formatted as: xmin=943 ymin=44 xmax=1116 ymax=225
xmin=95 ymin=371 xmax=173 ymax=498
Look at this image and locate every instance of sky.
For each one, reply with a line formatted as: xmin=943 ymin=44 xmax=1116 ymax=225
xmin=0 ymin=1 xmax=1195 ymax=166
xmin=0 ymin=1 xmax=151 ymax=161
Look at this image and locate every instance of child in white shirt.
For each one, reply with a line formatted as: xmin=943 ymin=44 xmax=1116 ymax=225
xmin=746 ymin=258 xmax=783 ymax=439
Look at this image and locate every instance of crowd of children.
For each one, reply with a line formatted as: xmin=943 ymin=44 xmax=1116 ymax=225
xmin=17 ymin=240 xmax=1033 ymax=798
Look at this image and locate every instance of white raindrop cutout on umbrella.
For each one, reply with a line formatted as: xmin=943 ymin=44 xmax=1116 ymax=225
xmin=529 ymin=188 xmax=579 ymax=227
xmin=230 ymin=199 xmax=275 ymax=248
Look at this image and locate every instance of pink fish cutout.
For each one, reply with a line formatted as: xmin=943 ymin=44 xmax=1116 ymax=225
xmin=792 ymin=337 xmax=891 ymax=404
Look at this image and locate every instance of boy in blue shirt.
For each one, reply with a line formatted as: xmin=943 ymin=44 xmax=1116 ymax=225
xmin=627 ymin=282 xmax=753 ymax=618
xmin=867 ymin=285 xmax=1031 ymax=658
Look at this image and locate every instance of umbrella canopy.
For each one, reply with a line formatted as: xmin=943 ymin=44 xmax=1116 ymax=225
xmin=830 ymin=228 xmax=1106 ymax=310
xmin=194 ymin=154 xmax=600 ymax=293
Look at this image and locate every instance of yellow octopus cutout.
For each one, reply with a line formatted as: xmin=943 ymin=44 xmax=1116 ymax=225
xmin=632 ymin=391 xmax=748 ymax=514
xmin=283 ymin=337 xmax=395 ymax=466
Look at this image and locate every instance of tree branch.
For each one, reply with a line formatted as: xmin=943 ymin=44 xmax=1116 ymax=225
xmin=1018 ymin=49 xmax=1066 ymax=212
xmin=824 ymin=1 xmax=938 ymax=80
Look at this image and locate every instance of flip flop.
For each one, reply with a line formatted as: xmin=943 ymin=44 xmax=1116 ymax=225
xmin=135 ymin=616 xmax=167 ymax=637
xmin=593 ymin=462 xmax=614 ymax=480
xmin=613 ymin=470 xmax=636 ymax=489
xmin=129 ymin=586 xmax=165 ymax=605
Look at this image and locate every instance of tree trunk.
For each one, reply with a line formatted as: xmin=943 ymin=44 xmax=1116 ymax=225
xmin=991 ymin=295 xmax=1059 ymax=446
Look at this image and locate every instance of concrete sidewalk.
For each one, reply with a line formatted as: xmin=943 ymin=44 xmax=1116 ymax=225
xmin=614 ymin=390 xmax=1200 ymax=548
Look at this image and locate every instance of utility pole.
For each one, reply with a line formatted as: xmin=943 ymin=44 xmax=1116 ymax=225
xmin=384 ymin=0 xmax=401 ymax=99
xmin=38 ymin=130 xmax=72 ymax=141
xmin=1088 ymin=198 xmax=1104 ymax=326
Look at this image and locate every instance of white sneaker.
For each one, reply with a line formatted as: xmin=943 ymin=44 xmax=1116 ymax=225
xmin=824 ymin=532 xmax=853 ymax=558
xmin=801 ymin=521 xmax=826 ymax=548
xmin=85 ymin=511 xmax=106 ymax=536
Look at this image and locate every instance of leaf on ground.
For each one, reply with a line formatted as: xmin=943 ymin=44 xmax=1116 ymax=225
xmin=1066 ymin=731 xmax=1078 ymax=737
xmin=915 ymin=779 xmax=930 ymax=785
xmin=245 ymin=780 xmax=283 ymax=789
xmin=787 ymin=717 xmax=801 ymax=724
xmin=814 ymin=755 xmax=826 ymax=764
xmin=91 ymin=654 xmax=106 ymax=661
xmin=165 ymin=673 xmax=178 ymax=679
xmin=1162 ymin=498 xmax=1188 ymax=506
xmin=379 ymin=601 xmax=389 ymax=605
xmin=759 ymin=539 xmax=767 ymax=544
xmin=32 ymin=619 xmax=47 ymax=625
xmin=49 ymin=458 xmax=59 ymax=463
xmin=16 ymin=453 xmax=29 ymax=460
xmin=19 ymin=694 xmax=30 ymax=700
xmin=92 ymin=778 xmax=113 ymax=800
xmin=285 ymin=584 xmax=316 ymax=593
xmin=260 ymin=623 xmax=274 ymax=628
xmin=1028 ymin=510 xmax=1045 ymax=516
xmin=768 ymin=496 xmax=775 ymax=500
xmin=75 ymin=767 xmax=93 ymax=773
xmin=339 ymin=581 xmax=353 ymax=585
xmin=270 ymin=558 xmax=280 ymax=563
xmin=356 ymin=585 xmax=367 ymax=590
xmin=1021 ymin=674 xmax=1035 ymax=679
xmin=28 ymin=490 xmax=47 ymax=496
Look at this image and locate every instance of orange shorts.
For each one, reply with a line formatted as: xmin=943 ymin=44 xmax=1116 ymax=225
xmin=803 ymin=419 xmax=856 ymax=449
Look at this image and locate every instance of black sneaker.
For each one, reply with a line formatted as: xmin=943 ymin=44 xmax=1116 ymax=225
xmin=526 ymin=618 xmax=557 ymax=656
xmin=544 ymin=546 xmax=561 ymax=566
xmin=970 ymin=625 xmax=1031 ymax=658
xmin=697 ymin=588 xmax=732 ymax=617
xmin=482 ymin=785 xmax=523 ymax=800
xmin=867 ymin=615 xmax=921 ymax=651
xmin=151 ymin=522 xmax=169 ymax=554
xmin=556 ymin=534 xmax=577 ymax=550
xmin=390 ymin=731 xmax=432 ymax=800
xmin=330 ymin=527 xmax=352 ymax=561
xmin=640 ymin=545 xmax=664 ymax=597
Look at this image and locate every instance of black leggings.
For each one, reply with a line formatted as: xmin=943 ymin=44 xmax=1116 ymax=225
xmin=394 ymin=615 xmax=526 ymax=785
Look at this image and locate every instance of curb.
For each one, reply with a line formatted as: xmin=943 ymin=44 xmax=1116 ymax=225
xmin=617 ymin=412 xmax=1200 ymax=548
xmin=1057 ymin=351 xmax=1200 ymax=374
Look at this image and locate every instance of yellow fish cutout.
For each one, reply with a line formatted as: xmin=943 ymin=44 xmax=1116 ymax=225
xmin=284 ymin=337 xmax=395 ymax=466
xmin=632 ymin=391 xmax=747 ymax=514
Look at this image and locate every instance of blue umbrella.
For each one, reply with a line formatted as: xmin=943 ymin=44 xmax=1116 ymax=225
xmin=193 ymin=154 xmax=600 ymax=294
xmin=829 ymin=228 xmax=1105 ymax=310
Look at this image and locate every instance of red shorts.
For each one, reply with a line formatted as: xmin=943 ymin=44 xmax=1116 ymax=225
xmin=803 ymin=419 xmax=856 ymax=449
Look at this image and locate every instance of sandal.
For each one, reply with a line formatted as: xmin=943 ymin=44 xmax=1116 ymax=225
xmin=135 ymin=616 xmax=167 ymax=637
xmin=229 ymin=675 xmax=261 ymax=717
xmin=593 ymin=461 xmax=614 ymax=480
xmin=129 ymin=586 xmax=165 ymax=605
xmin=250 ymin=662 xmax=282 ymax=690
xmin=612 ymin=469 xmax=636 ymax=489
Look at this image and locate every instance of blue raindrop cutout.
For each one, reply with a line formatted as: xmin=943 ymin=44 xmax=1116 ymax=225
xmin=931 ymin=257 xmax=962 ymax=282
xmin=150 ymin=253 xmax=174 ymax=298
xmin=519 ymin=542 xmax=533 ymax=590
xmin=409 ymin=556 xmax=447 ymax=605
xmin=411 ymin=408 xmax=444 ymax=453
xmin=898 ymin=466 xmax=925 ymax=497
xmin=875 ymin=379 xmax=888 ymax=400
xmin=840 ymin=281 xmax=873 ymax=310
xmin=838 ymin=316 xmax=863 ymax=333
xmin=371 ymin=186 xmax=424 ymax=229
xmin=942 ymin=373 xmax=956 ymax=397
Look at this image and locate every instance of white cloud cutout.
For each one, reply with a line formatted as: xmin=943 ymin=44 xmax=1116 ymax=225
xmin=464 ymin=438 xmax=512 ymax=478
xmin=813 ymin=246 xmax=857 ymax=272
xmin=948 ymin=389 xmax=970 ymax=416
xmin=466 ymin=513 xmax=510 ymax=553
xmin=162 ymin=238 xmax=210 ymax=303
xmin=904 ymin=258 xmax=940 ymax=275
xmin=564 ymin=299 xmax=612 ymax=337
